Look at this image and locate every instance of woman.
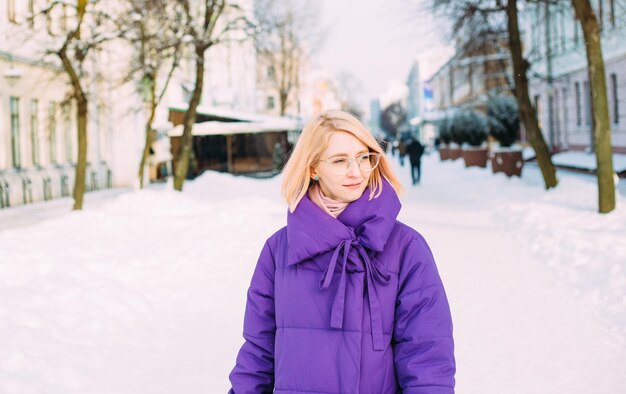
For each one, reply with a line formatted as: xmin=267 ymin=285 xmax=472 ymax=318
xmin=229 ymin=110 xmax=455 ymax=393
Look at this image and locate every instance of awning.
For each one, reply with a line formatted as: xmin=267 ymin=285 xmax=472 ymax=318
xmin=169 ymin=103 xmax=269 ymax=122
xmin=167 ymin=119 xmax=301 ymax=137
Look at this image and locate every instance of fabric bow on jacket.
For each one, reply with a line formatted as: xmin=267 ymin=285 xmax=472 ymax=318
xmin=287 ymin=180 xmax=402 ymax=351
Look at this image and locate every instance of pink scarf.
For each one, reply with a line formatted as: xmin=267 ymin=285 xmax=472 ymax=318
xmin=308 ymin=183 xmax=349 ymax=218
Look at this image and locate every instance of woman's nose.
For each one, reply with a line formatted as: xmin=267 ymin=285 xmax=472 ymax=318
xmin=347 ymin=160 xmax=361 ymax=177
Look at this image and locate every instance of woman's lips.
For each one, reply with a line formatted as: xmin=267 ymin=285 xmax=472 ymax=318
xmin=343 ymin=182 xmax=362 ymax=189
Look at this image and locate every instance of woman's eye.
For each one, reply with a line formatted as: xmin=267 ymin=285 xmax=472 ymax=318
xmin=357 ymin=154 xmax=369 ymax=162
xmin=332 ymin=159 xmax=347 ymax=165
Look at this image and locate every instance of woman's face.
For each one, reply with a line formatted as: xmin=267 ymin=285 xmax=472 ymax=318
xmin=312 ymin=131 xmax=371 ymax=203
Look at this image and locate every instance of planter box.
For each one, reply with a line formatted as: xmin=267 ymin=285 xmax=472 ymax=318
xmin=448 ymin=147 xmax=462 ymax=161
xmin=491 ymin=150 xmax=523 ymax=177
xmin=438 ymin=146 xmax=450 ymax=161
xmin=462 ymin=147 xmax=489 ymax=168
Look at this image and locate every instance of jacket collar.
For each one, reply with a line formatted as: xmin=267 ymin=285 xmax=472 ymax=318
xmin=286 ymin=180 xmax=401 ymax=265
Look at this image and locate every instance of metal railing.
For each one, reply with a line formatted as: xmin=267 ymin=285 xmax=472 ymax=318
xmin=43 ymin=176 xmax=53 ymax=201
xmin=0 ymin=178 xmax=10 ymax=209
xmin=106 ymin=168 xmax=113 ymax=188
xmin=20 ymin=175 xmax=33 ymax=205
xmin=90 ymin=170 xmax=98 ymax=191
xmin=60 ymin=173 xmax=70 ymax=197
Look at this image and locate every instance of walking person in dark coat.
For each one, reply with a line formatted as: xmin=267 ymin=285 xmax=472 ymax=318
xmin=407 ymin=138 xmax=425 ymax=185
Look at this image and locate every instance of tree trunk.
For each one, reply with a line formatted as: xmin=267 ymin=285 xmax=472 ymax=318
xmin=173 ymin=44 xmax=205 ymax=191
xmin=73 ymin=93 xmax=88 ymax=210
xmin=138 ymin=119 xmax=155 ymax=189
xmin=506 ymin=0 xmax=558 ymax=189
xmin=138 ymin=80 xmax=157 ymax=189
xmin=572 ymin=0 xmax=616 ymax=213
xmin=279 ymin=89 xmax=288 ymax=116
xmin=59 ymin=46 xmax=88 ymax=210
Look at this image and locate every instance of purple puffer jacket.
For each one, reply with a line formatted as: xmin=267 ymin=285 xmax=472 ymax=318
xmin=229 ymin=181 xmax=455 ymax=393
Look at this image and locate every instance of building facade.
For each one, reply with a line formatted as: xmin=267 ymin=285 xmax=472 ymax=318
xmin=0 ymin=0 xmax=116 ymax=208
xmin=0 ymin=0 xmax=258 ymax=208
xmin=429 ymin=47 xmax=512 ymax=114
xmin=523 ymin=1 xmax=626 ymax=153
xmin=406 ymin=60 xmax=421 ymax=137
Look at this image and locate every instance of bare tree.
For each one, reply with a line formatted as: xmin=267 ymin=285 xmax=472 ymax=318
xmin=505 ymin=0 xmax=558 ymax=189
xmin=571 ymin=0 xmax=616 ymax=213
xmin=380 ymin=102 xmax=407 ymax=139
xmin=172 ymin=0 xmax=253 ymax=191
xmin=254 ymin=0 xmax=321 ymax=116
xmin=119 ymin=0 xmax=184 ymax=188
xmin=33 ymin=0 xmax=118 ymax=209
xmin=429 ymin=0 xmax=558 ymax=189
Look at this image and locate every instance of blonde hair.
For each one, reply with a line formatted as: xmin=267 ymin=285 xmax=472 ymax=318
xmin=281 ymin=110 xmax=404 ymax=212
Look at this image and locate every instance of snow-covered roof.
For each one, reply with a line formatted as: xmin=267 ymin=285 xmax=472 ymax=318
xmin=168 ymin=103 xmax=305 ymax=124
xmin=167 ymin=119 xmax=300 ymax=137
xmin=167 ymin=104 xmax=302 ymax=136
xmin=169 ymin=103 xmax=262 ymax=122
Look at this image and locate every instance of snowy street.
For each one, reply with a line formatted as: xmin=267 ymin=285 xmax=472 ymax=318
xmin=1 ymin=153 xmax=625 ymax=393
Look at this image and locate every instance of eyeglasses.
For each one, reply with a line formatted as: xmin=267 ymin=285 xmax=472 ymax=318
xmin=318 ymin=153 xmax=381 ymax=175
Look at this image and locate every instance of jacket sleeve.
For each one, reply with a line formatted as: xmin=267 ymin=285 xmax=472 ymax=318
xmin=228 ymin=240 xmax=276 ymax=393
xmin=393 ymin=235 xmax=456 ymax=394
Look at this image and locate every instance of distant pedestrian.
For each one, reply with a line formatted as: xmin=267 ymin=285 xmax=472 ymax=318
xmin=273 ymin=142 xmax=285 ymax=172
xmin=407 ymin=138 xmax=425 ymax=185
xmin=398 ymin=139 xmax=407 ymax=166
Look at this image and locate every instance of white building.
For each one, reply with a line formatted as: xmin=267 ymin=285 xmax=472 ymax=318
xmin=0 ymin=0 xmax=120 ymax=208
xmin=522 ymin=1 xmax=626 ymax=153
xmin=0 ymin=0 xmax=258 ymax=208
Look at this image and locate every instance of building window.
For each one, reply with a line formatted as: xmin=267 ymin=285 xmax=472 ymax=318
xmin=561 ymin=87 xmax=568 ymax=133
xmin=61 ymin=3 xmax=68 ymax=31
xmin=611 ymin=73 xmax=619 ymax=124
xmin=8 ymin=0 xmax=17 ymax=23
xmin=608 ymin=0 xmax=615 ymax=28
xmin=534 ymin=94 xmax=542 ymax=130
xmin=28 ymin=0 xmax=35 ymax=28
xmin=10 ymin=97 xmax=22 ymax=168
xmin=575 ymin=82 xmax=582 ymax=126
xmin=267 ymin=96 xmax=275 ymax=110
xmin=573 ymin=10 xmax=580 ymax=45
xmin=267 ymin=65 xmax=275 ymax=81
xmin=584 ymin=81 xmax=591 ymax=126
xmin=532 ymin=6 xmax=539 ymax=55
xmin=46 ymin=2 xmax=52 ymax=32
xmin=560 ymin=10 xmax=566 ymax=53
xmin=30 ymin=99 xmax=40 ymax=166
xmin=554 ymin=89 xmax=561 ymax=146
xmin=48 ymin=102 xmax=57 ymax=164
xmin=62 ymin=103 xmax=73 ymax=162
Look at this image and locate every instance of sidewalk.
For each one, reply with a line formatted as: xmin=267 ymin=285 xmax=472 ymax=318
xmin=529 ymin=150 xmax=626 ymax=176
xmin=392 ymin=154 xmax=626 ymax=393
xmin=0 ymin=156 xmax=624 ymax=393
xmin=0 ymin=187 xmax=132 ymax=232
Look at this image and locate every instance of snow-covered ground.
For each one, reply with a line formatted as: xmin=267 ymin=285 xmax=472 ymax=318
xmin=0 ymin=153 xmax=625 ymax=393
